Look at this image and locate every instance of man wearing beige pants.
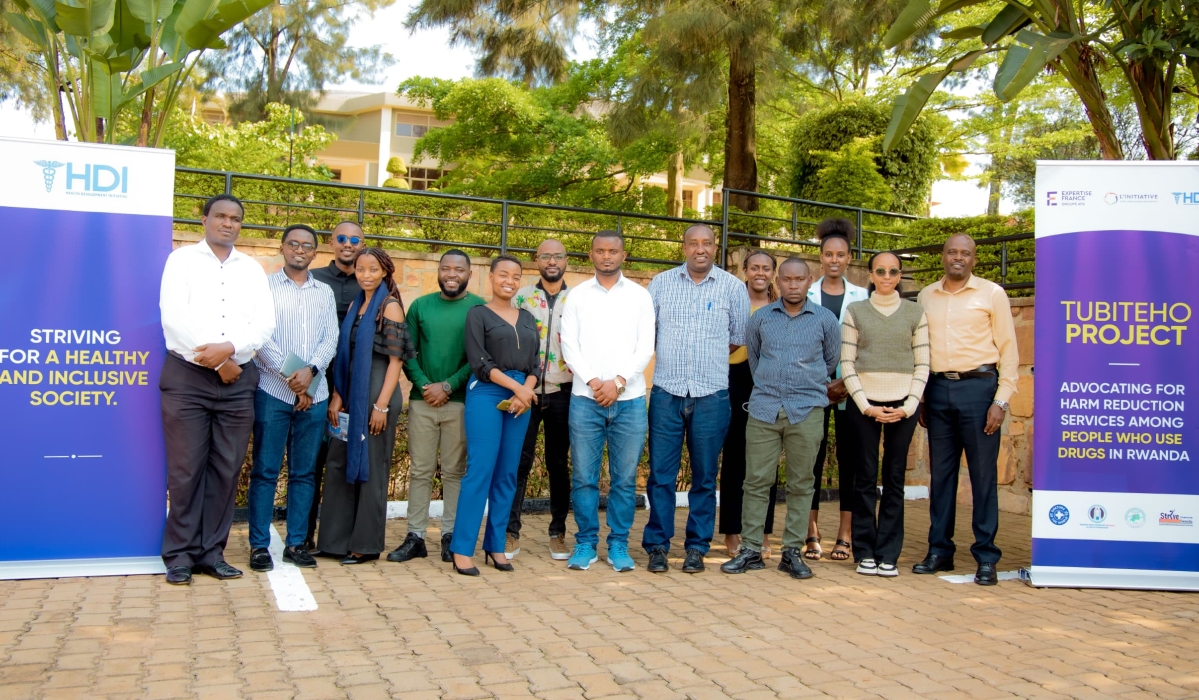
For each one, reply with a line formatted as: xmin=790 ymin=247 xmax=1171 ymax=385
xmin=388 ymin=250 xmax=485 ymax=564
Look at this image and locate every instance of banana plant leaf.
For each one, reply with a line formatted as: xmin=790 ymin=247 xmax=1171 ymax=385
xmin=55 ymin=0 xmax=117 ymax=38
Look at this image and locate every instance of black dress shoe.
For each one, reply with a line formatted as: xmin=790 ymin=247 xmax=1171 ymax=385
xmin=388 ymin=533 xmax=428 ymax=562
xmin=250 ymin=548 xmax=274 ymax=572
xmin=778 ymin=547 xmax=814 ymax=580
xmin=340 ymin=553 xmax=379 ymax=565
xmin=975 ymin=562 xmax=998 ymax=586
xmin=912 ymin=553 xmax=954 ymax=575
xmin=647 ymin=547 xmax=668 ymax=573
xmin=197 ymin=561 xmax=243 ymax=580
xmin=165 ymin=566 xmax=192 ymax=585
xmin=440 ymin=532 xmax=454 ymax=563
xmin=681 ymin=548 xmax=705 ymax=574
xmin=283 ymin=546 xmax=317 ymax=568
xmin=720 ymin=548 xmax=765 ymax=574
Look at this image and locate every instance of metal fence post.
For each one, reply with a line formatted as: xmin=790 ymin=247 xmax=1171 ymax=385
xmin=500 ymin=200 xmax=509 ymax=255
xmin=1001 ymin=241 xmax=1009 ymax=287
xmin=356 ymin=191 xmax=365 ymax=225
xmin=720 ymin=193 xmax=730 ymax=267
xmin=855 ymin=208 xmax=864 ymax=259
xmin=791 ymin=202 xmax=798 ymax=240
xmin=224 ymin=172 xmax=233 ymax=195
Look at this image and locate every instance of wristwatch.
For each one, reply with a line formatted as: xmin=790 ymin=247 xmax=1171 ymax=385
xmin=441 ymin=381 xmax=452 ymax=394
xmin=308 ymin=364 xmax=320 ymax=377
xmin=614 ymin=377 xmax=625 ymax=396
xmin=993 ymin=400 xmax=1009 ymax=411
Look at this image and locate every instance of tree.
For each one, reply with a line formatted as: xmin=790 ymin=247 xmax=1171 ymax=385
xmin=813 ymin=137 xmax=894 ymax=210
xmin=166 ymin=101 xmax=335 ymax=175
xmin=207 ymin=0 xmax=395 ymax=123
xmin=383 ymin=155 xmax=410 ymax=189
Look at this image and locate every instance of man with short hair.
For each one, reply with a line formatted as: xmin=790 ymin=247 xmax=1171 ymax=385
xmin=159 ymin=193 xmax=275 ymax=585
xmin=642 ymin=224 xmax=750 ymax=573
xmin=506 ymin=239 xmax=574 ymax=560
xmin=720 ymin=258 xmax=839 ymax=580
xmin=388 ymin=250 xmax=485 ymax=563
xmin=247 ymin=224 xmax=338 ymax=572
xmin=560 ymin=231 xmax=655 ymax=572
xmin=914 ymin=234 xmax=1018 ymax=586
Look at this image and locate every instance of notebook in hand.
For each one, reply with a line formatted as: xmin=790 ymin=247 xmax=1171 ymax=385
xmin=281 ymin=352 xmax=321 ymax=397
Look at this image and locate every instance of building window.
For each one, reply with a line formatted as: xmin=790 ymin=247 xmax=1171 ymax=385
xmin=682 ymin=190 xmax=694 ymax=209
xmin=330 ymin=169 xmax=342 ymax=181
xmin=395 ymin=121 xmax=429 ymax=138
xmin=409 ymin=167 xmax=447 ymax=190
xmin=712 ymin=191 xmax=722 ymax=206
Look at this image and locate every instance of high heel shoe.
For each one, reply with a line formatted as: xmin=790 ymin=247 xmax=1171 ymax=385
xmin=451 ymin=555 xmax=479 ymax=576
xmin=485 ymin=552 xmax=514 ymax=572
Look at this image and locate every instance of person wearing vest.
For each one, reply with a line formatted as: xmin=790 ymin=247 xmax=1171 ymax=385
xmin=840 ymin=252 xmax=929 ymax=577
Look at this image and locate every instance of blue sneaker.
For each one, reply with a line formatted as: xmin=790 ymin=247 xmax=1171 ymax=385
xmin=567 ymin=543 xmax=598 ymax=570
xmin=606 ymin=543 xmax=635 ymax=572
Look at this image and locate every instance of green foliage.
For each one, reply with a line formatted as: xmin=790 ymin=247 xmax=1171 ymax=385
xmin=382 ymin=177 xmax=410 ymax=189
xmin=789 ymin=101 xmax=939 ymax=215
xmin=386 ymin=156 xmax=408 ymax=176
xmin=166 ymin=102 xmax=335 ymax=177
xmin=813 ymin=138 xmax=893 ymax=211
xmin=886 ymin=211 xmax=1035 ymax=294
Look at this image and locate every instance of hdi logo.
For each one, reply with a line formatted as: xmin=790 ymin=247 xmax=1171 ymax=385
xmin=1171 ymin=191 xmax=1199 ymax=205
xmin=33 ymin=160 xmax=64 ymax=192
xmin=33 ymin=161 xmax=129 ymax=194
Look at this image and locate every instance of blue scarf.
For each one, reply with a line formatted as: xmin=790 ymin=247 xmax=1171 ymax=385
xmin=332 ymin=289 xmax=388 ymax=484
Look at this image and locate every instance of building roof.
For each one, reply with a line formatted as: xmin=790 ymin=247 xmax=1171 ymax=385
xmin=313 ymin=92 xmax=431 ymax=116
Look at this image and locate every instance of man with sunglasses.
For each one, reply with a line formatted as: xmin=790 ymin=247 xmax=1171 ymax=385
xmin=248 ymin=224 xmax=338 ymax=572
xmin=505 ymin=239 xmax=573 ymax=560
xmin=305 ymin=220 xmax=366 ymax=550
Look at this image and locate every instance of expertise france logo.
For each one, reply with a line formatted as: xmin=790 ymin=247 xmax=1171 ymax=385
xmin=32 ymin=159 xmax=130 ymax=199
xmin=1049 ymin=504 xmax=1070 ymax=525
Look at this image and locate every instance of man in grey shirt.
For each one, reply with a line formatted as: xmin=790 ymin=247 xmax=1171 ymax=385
xmin=721 ymin=257 xmax=840 ymax=580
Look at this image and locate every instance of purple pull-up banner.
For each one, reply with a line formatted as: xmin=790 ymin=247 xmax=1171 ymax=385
xmin=0 ymin=138 xmax=174 ymax=579
xmin=1032 ymin=161 xmax=1199 ymax=590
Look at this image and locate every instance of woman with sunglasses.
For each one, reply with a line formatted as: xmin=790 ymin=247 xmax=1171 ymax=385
xmin=840 ymin=252 xmax=929 ymax=577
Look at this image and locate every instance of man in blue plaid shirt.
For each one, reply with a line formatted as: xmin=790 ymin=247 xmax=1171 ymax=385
xmin=642 ymin=224 xmax=750 ymax=573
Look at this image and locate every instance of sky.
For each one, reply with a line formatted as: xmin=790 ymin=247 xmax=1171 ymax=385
xmin=0 ymin=0 xmax=997 ymax=217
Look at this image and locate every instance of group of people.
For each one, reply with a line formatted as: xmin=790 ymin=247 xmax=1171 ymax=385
xmin=156 ymin=192 xmax=1018 ymax=587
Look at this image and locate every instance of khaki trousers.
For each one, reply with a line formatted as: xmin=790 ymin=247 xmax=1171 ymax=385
xmin=406 ymin=399 xmax=466 ymax=536
xmin=741 ymin=408 xmax=824 ymax=551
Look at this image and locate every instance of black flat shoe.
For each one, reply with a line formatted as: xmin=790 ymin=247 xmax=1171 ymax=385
xmin=720 ymin=547 xmax=765 ymax=574
xmin=778 ymin=547 xmax=814 ymax=580
xmin=165 ymin=566 xmax=192 ymax=585
xmin=196 ymin=561 xmax=243 ymax=580
xmin=387 ymin=533 xmax=428 ymax=562
xmin=250 ymin=548 xmax=273 ymax=572
xmin=681 ymin=548 xmax=705 ymax=574
xmin=485 ymin=552 xmax=514 ymax=572
xmin=441 ymin=532 xmax=454 ymax=563
xmin=283 ymin=547 xmax=317 ymax=568
xmin=339 ymin=553 xmax=379 ymax=565
xmin=647 ymin=547 xmax=668 ymax=573
xmin=975 ymin=562 xmax=998 ymax=586
xmin=912 ymin=553 xmax=954 ymax=575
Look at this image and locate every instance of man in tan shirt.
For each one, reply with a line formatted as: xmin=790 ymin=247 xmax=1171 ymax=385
xmin=913 ymin=234 xmax=1018 ymax=586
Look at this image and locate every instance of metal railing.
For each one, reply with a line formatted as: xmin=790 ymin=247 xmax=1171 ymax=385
xmin=890 ymin=232 xmax=1035 ymax=291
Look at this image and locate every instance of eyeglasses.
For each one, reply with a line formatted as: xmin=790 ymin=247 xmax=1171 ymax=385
xmin=537 ymin=253 xmax=568 ymax=262
xmin=874 ymin=268 xmax=902 ymax=277
xmin=284 ymin=241 xmax=316 ymax=252
xmin=336 ymin=234 xmax=362 ymax=245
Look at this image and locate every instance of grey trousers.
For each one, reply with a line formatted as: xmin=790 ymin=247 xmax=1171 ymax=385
xmin=405 ymin=399 xmax=466 ymax=536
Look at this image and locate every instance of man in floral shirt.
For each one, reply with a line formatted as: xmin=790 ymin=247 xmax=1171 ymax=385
xmin=506 ymin=239 xmax=574 ymax=559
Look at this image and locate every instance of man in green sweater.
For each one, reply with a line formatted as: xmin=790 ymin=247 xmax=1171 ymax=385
xmin=388 ymin=249 xmax=485 ymax=564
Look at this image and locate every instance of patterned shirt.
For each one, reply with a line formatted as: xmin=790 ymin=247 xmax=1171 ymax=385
xmin=648 ymin=264 xmax=750 ymax=397
xmin=254 ymin=270 xmax=340 ymax=404
xmin=513 ymin=281 xmax=572 ymax=394
xmin=746 ymin=300 xmax=841 ymax=424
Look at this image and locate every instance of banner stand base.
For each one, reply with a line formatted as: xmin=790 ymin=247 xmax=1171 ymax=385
xmin=1030 ymin=566 xmax=1199 ymax=591
xmin=0 ymin=557 xmax=166 ymax=581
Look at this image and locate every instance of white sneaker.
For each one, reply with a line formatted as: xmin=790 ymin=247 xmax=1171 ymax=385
xmin=505 ymin=534 xmax=520 ymax=559
xmin=876 ymin=562 xmax=898 ymax=577
xmin=856 ymin=558 xmax=878 ymax=576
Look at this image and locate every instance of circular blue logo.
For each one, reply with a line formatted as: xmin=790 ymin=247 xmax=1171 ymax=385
xmin=1088 ymin=505 xmax=1107 ymax=523
xmin=1049 ymin=504 xmax=1070 ymax=525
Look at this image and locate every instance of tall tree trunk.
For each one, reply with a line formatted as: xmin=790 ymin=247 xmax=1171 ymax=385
xmin=1056 ymin=49 xmax=1124 ymax=160
xmin=666 ymin=151 xmax=684 ymax=217
xmin=725 ymin=42 xmax=758 ymax=212
xmin=137 ymin=88 xmax=155 ymax=147
xmin=1125 ymin=60 xmax=1174 ymax=159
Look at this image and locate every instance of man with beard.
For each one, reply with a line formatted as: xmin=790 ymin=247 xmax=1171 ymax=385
xmin=505 ymin=239 xmax=573 ymax=560
xmin=388 ymin=249 xmax=485 ymax=563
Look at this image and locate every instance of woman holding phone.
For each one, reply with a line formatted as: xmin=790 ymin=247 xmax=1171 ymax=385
xmin=450 ymin=255 xmax=540 ymax=575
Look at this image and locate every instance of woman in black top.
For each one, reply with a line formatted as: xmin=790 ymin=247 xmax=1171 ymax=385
xmin=449 ymin=255 xmax=539 ymax=575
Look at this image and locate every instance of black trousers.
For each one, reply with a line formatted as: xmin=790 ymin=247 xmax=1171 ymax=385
xmin=508 ymin=385 xmax=572 ymax=537
xmin=719 ymin=361 xmax=776 ymax=535
xmin=925 ymin=374 xmax=1002 ymax=564
xmin=847 ymin=400 xmax=919 ymax=565
xmin=160 ymin=354 xmax=258 ymax=569
xmin=811 ymin=404 xmax=860 ymax=512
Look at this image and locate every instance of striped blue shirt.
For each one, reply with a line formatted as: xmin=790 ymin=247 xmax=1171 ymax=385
xmin=648 ymin=264 xmax=750 ymax=397
xmin=746 ymin=300 xmax=841 ymax=424
xmin=254 ymin=270 xmax=339 ymax=404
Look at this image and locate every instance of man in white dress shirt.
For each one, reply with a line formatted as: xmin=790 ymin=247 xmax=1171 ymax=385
xmin=158 ymin=194 xmax=275 ymax=585
xmin=558 ymin=230 xmax=655 ymax=573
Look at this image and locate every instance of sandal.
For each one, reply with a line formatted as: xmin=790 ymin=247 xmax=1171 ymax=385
xmin=761 ymin=540 xmax=772 ymax=560
xmin=830 ymin=540 xmax=852 ymax=561
xmin=802 ymin=536 xmax=822 ymax=561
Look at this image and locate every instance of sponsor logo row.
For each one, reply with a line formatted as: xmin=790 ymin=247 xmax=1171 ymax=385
xmin=1048 ymin=504 xmax=1194 ymax=528
xmin=1046 ymin=190 xmax=1199 ymax=207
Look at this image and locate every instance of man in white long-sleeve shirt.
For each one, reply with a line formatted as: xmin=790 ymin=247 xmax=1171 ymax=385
xmin=558 ymin=230 xmax=655 ymax=573
xmin=158 ymin=194 xmax=275 ymax=585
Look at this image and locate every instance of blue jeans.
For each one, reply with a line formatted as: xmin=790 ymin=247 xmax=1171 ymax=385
xmin=570 ymin=395 xmax=647 ymax=548
xmin=248 ymin=390 xmax=327 ymax=549
xmin=450 ymin=372 xmax=531 ymax=557
xmin=642 ymin=386 xmax=731 ymax=554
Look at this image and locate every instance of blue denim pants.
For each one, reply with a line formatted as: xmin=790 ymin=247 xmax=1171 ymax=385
xmin=248 ymin=389 xmax=327 ymax=549
xmin=569 ymin=395 xmax=647 ymax=548
xmin=642 ymin=386 xmax=731 ymax=554
xmin=450 ymin=371 xmax=531 ymax=557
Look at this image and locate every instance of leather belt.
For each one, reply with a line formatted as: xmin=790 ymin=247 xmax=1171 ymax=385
xmin=931 ymin=364 xmax=997 ymax=380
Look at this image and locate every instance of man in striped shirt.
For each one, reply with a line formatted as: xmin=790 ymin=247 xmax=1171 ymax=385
xmin=247 ymin=224 xmax=339 ymax=572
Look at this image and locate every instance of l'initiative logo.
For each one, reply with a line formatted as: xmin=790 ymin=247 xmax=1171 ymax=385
xmin=32 ymin=159 xmax=130 ymax=198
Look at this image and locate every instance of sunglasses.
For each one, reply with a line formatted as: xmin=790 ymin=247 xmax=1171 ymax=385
xmin=336 ymin=234 xmax=362 ymax=245
xmin=537 ymin=253 xmax=568 ymax=262
xmin=873 ymin=268 xmax=902 ymax=277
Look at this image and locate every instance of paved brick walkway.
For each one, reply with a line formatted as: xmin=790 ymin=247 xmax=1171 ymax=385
xmin=2 ymin=504 xmax=1198 ymax=699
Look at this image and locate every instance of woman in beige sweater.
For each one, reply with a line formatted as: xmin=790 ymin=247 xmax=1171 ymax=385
xmin=840 ymin=252 xmax=929 ymax=577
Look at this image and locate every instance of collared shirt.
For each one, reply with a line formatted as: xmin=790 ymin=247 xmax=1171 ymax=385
xmin=513 ymin=280 xmax=572 ymax=394
xmin=648 ymin=264 xmax=750 ymax=397
xmin=160 ymin=239 xmax=275 ymax=366
xmin=254 ymin=270 xmax=339 ymax=404
xmin=310 ymin=261 xmax=361 ymax=325
xmin=918 ymin=274 xmax=1019 ymax=403
xmin=559 ymin=274 xmax=655 ymax=401
xmin=746 ymin=300 xmax=841 ymax=424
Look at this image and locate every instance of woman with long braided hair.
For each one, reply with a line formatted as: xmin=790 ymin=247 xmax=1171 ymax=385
xmin=320 ymin=247 xmax=415 ymax=564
